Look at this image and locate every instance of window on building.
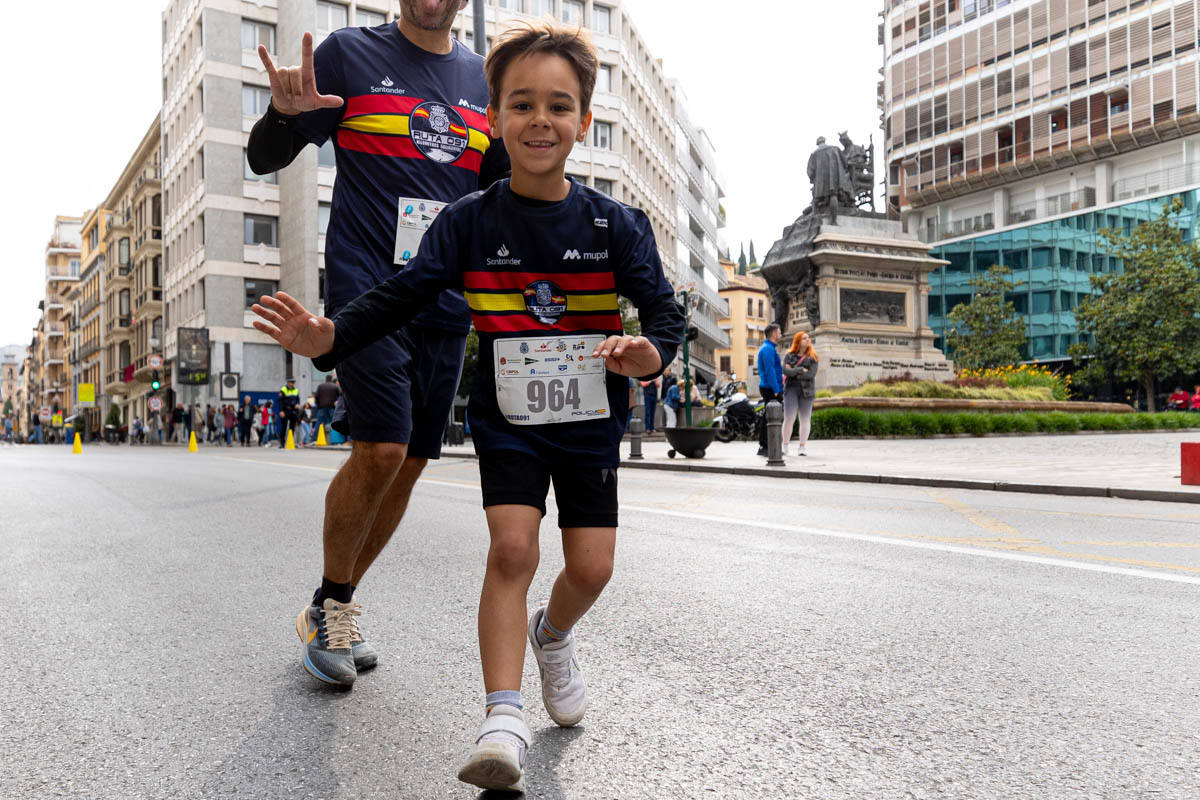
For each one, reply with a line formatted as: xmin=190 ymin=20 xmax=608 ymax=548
xmin=318 ymin=202 xmax=331 ymax=235
xmin=318 ymin=139 xmax=336 ymax=168
xmin=562 ymin=0 xmax=582 ymax=24
xmin=316 ymin=1 xmax=348 ymax=34
xmin=241 ymin=19 xmax=275 ymax=53
xmin=243 ymin=214 xmax=278 ymax=247
xmin=498 ymin=0 xmax=525 ymax=10
xmin=746 ymin=298 xmax=754 ymax=316
xmin=244 ymin=279 xmax=279 ymax=310
xmin=593 ymin=5 xmax=612 ymax=34
xmin=1050 ymin=108 xmax=1067 ymax=132
xmin=1109 ymin=91 xmax=1129 ymax=114
xmin=529 ymin=0 xmax=553 ymax=17
xmin=593 ymin=121 xmax=612 ymax=149
xmin=357 ymin=9 xmax=385 ymax=27
xmin=243 ymin=149 xmax=278 ymax=183
xmin=594 ymin=178 xmax=613 ymax=195
xmin=596 ymin=64 xmax=612 ymax=93
xmin=242 ymin=85 xmax=272 ymax=116
xmin=118 ymin=238 xmax=130 ymax=267
xmin=70 ymin=259 xmax=80 ymax=277
xmin=757 ymin=299 xmax=764 ymax=318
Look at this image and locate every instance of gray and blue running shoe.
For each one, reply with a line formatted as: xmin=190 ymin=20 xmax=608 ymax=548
xmin=295 ymin=598 xmax=359 ymax=687
xmin=349 ymin=595 xmax=378 ymax=671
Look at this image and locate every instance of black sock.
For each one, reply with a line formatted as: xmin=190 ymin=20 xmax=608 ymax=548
xmin=313 ymin=577 xmax=354 ymax=606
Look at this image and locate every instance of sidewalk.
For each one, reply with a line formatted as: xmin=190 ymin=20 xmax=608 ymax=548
xmin=437 ymin=430 xmax=1200 ymax=504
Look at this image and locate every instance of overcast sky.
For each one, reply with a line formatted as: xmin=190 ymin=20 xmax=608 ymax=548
xmin=0 ymin=0 xmax=881 ymax=347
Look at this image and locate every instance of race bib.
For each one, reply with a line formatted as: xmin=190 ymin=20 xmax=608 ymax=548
xmin=494 ymin=335 xmax=610 ymax=426
xmin=394 ymin=197 xmax=445 ymax=265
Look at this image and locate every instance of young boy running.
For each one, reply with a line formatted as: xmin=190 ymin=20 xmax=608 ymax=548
xmin=251 ymin=22 xmax=683 ymax=792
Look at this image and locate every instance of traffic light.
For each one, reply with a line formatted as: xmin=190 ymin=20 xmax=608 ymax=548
xmin=685 ymin=325 xmax=699 ymax=342
xmin=150 ymin=370 xmax=161 ymax=392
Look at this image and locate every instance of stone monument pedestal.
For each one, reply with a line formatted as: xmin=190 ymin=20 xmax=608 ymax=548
xmin=765 ymin=213 xmax=954 ymax=392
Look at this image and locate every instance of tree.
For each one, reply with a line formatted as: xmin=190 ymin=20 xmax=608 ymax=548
xmin=737 ymin=244 xmax=747 ymax=275
xmin=2 ymin=397 xmax=11 ymax=416
xmin=456 ymin=328 xmax=479 ymax=398
xmin=1069 ymin=197 xmax=1200 ymax=411
xmin=748 ymin=240 xmax=758 ymax=267
xmin=944 ymin=265 xmax=1027 ymax=370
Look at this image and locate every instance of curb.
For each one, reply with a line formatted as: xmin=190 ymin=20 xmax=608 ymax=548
xmin=432 ymin=448 xmax=1200 ymax=505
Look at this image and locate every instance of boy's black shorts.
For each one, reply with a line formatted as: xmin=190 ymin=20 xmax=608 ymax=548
xmin=478 ymin=450 xmax=618 ymax=528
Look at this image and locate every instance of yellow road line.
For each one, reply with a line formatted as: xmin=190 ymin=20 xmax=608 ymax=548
xmin=926 ymin=491 xmax=1030 ymax=540
xmin=1065 ymin=540 xmax=1200 ymax=549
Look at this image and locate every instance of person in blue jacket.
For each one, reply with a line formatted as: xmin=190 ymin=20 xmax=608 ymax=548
xmin=756 ymin=323 xmax=783 ymax=456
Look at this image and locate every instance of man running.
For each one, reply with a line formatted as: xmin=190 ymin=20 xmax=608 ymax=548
xmin=247 ymin=0 xmax=508 ymax=686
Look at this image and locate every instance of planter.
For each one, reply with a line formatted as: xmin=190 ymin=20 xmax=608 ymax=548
xmin=664 ymin=426 xmax=716 ymax=459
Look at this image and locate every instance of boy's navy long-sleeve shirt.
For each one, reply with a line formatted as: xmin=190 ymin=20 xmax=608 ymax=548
xmin=313 ymin=179 xmax=684 ymax=466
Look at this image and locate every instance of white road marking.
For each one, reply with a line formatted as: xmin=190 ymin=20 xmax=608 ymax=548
xmin=220 ymin=455 xmax=1200 ymax=586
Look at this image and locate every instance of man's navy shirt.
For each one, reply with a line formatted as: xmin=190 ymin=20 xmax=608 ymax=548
xmin=292 ymin=24 xmax=506 ymax=331
xmin=314 ymin=180 xmax=685 ymax=467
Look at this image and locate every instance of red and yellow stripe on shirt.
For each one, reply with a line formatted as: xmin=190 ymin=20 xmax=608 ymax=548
xmin=463 ymin=271 xmax=622 ymax=333
xmin=337 ymin=95 xmax=492 ymax=172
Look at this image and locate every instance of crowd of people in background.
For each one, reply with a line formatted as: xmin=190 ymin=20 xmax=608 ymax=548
xmin=1167 ymin=385 xmax=1200 ymax=412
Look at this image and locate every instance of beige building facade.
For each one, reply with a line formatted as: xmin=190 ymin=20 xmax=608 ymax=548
xmin=42 ymin=216 xmax=83 ymax=433
xmin=716 ymin=258 xmax=769 ymax=396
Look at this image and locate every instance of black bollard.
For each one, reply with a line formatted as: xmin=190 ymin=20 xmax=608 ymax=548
xmin=628 ymin=405 xmax=645 ymax=460
xmin=765 ymin=399 xmax=785 ymax=466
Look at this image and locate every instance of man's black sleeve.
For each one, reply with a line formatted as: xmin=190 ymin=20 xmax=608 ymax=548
xmin=478 ymin=138 xmax=511 ymax=189
xmin=247 ymin=105 xmax=310 ymax=175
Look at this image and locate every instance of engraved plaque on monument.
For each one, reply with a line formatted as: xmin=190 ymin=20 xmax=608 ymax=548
xmin=760 ymin=133 xmax=954 ymax=390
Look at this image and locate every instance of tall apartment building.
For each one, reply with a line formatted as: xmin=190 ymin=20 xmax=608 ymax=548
xmin=99 ymin=116 xmax=164 ymax=427
xmin=68 ymin=208 xmax=111 ymax=432
xmin=1 ymin=345 xmax=22 ymax=411
xmin=881 ymin=0 xmax=1200 ymax=362
xmin=42 ymin=216 xmax=83 ymax=424
xmin=161 ymin=0 xmax=393 ymax=405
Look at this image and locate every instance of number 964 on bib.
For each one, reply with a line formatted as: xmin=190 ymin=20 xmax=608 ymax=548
xmin=494 ymin=335 xmax=610 ymax=426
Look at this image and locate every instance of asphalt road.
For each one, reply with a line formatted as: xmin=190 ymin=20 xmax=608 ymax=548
xmin=2 ymin=443 xmax=1198 ymax=799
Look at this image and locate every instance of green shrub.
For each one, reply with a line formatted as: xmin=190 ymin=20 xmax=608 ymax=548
xmin=1037 ymin=411 xmax=1081 ymax=432
xmin=987 ymin=413 xmax=1018 ymax=434
xmin=1008 ymin=413 xmax=1038 ymax=433
xmin=936 ymin=414 xmax=965 ymax=435
xmin=835 ymin=381 xmax=1053 ymax=402
xmin=1159 ymin=412 xmax=1197 ymax=429
xmin=959 ymin=414 xmax=992 ymax=436
xmin=910 ymin=413 xmax=941 ymax=436
xmin=811 ymin=407 xmax=867 ymax=439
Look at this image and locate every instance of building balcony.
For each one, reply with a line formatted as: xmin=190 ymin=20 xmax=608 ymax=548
xmin=108 ymin=213 xmax=132 ymax=231
xmin=46 ymin=323 xmax=64 ymax=338
xmin=134 ymin=228 xmax=162 ymax=259
xmin=46 ymin=294 xmax=64 ymax=310
xmin=691 ymin=309 xmax=731 ymax=350
xmin=106 ymin=262 xmax=133 ymax=284
xmin=105 ymin=369 xmax=132 ymax=395
xmin=44 ymin=357 xmax=64 ymax=367
xmin=1006 ymin=188 xmax=1097 ymax=227
xmin=79 ymin=342 xmax=100 ymax=362
xmin=919 ymin=213 xmax=995 ymax=244
xmin=136 ymin=288 xmax=163 ymax=308
xmin=45 ymin=265 xmax=79 ymax=282
xmin=80 ymin=296 xmax=100 ymax=318
xmin=678 ymin=185 xmax=718 ymax=241
xmin=106 ymin=316 xmax=133 ymax=339
xmin=1112 ymin=161 xmax=1200 ymax=202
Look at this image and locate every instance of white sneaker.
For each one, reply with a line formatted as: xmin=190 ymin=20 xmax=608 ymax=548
xmin=797 ymin=445 xmax=807 ymax=456
xmin=457 ymin=705 xmax=530 ymax=792
xmin=781 ymin=444 xmax=790 ymax=456
xmin=528 ymin=608 xmax=587 ymax=727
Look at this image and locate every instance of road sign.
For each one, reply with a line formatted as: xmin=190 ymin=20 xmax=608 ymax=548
xmin=52 ymin=413 xmax=62 ymax=427
xmin=39 ymin=407 xmax=51 ymax=421
xmin=149 ymin=397 xmax=162 ymax=412
xmin=77 ymin=383 xmax=95 ymax=407
xmin=148 ymin=355 xmax=163 ymax=369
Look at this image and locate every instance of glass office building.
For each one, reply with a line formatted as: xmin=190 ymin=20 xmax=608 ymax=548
xmin=928 ymin=187 xmax=1199 ymax=361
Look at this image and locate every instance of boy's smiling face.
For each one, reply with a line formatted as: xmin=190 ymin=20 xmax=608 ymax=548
xmin=487 ymin=51 xmax=592 ymax=200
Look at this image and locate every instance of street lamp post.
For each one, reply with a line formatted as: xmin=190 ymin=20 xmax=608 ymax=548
xmin=472 ymin=0 xmax=486 ymax=56
xmin=679 ymin=289 xmax=693 ymax=427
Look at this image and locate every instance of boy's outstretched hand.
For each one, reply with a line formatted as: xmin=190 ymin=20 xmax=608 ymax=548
xmin=593 ymin=335 xmax=661 ymax=378
xmin=251 ymin=292 xmax=335 ymax=358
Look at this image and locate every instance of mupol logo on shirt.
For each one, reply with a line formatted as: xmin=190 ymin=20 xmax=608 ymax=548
xmin=458 ymin=98 xmax=487 ymax=115
xmin=523 ymin=280 xmax=568 ymax=324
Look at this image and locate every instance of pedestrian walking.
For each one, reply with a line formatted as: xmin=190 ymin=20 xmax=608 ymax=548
xmin=205 ymin=404 xmax=217 ymax=443
xmin=277 ymin=378 xmax=300 ymax=448
xmin=313 ymin=374 xmax=339 ymax=443
xmin=252 ymin=22 xmax=684 ymax=793
xmin=639 ymin=376 xmax=660 ymax=433
xmin=4 ymin=413 xmax=13 ymax=443
xmin=258 ymin=401 xmax=274 ymax=446
xmin=299 ymin=402 xmax=315 ymax=445
xmin=31 ymin=413 xmax=43 ymax=444
xmin=756 ymin=324 xmax=783 ymax=456
xmin=171 ymin=403 xmax=184 ymax=443
xmin=781 ymin=331 xmax=819 ymax=456
xmin=223 ymin=404 xmax=237 ymax=446
xmin=247 ymin=0 xmax=508 ymax=694
xmin=238 ymin=396 xmax=255 ymax=446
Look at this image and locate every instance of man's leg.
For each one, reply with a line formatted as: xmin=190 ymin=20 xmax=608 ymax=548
xmin=320 ymin=441 xmax=409 ymax=583
xmin=349 ymin=455 xmax=428 ymax=585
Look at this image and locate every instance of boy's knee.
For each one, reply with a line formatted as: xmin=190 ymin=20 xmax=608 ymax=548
xmin=488 ymin=536 xmax=539 ymax=581
xmin=565 ymin=557 xmax=613 ymax=596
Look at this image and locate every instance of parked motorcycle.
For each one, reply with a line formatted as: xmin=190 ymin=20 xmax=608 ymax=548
xmin=712 ymin=383 xmax=764 ymax=443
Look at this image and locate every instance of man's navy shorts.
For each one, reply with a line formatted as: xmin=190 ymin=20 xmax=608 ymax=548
xmin=331 ymin=323 xmax=466 ymax=457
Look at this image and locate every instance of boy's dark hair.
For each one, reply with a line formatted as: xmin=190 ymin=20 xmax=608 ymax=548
xmin=764 ymin=324 xmax=780 ymax=338
xmin=485 ymin=21 xmax=598 ymax=114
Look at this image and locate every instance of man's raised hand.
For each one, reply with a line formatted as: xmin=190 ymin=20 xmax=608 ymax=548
xmin=258 ymin=32 xmax=344 ymax=116
xmin=251 ymin=292 xmax=336 ymax=358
